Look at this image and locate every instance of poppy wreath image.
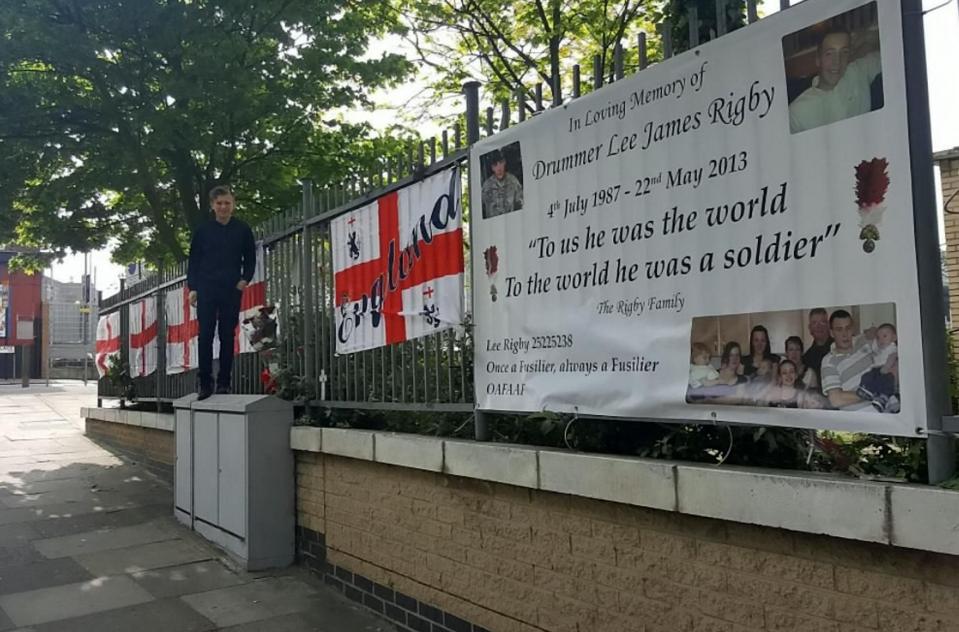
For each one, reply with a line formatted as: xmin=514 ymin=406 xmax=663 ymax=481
xmin=855 ymin=158 xmax=890 ymax=254
xmin=484 ymin=245 xmax=499 ymax=302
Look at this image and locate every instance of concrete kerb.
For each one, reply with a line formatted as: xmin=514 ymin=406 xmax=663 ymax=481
xmin=287 ymin=425 xmax=959 ymax=555
xmin=78 ymin=411 xmax=959 ymax=556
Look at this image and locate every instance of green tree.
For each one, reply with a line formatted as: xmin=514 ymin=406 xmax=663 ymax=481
xmin=0 ymin=0 xmax=412 ymax=268
xmin=401 ymin=0 xmax=660 ymax=111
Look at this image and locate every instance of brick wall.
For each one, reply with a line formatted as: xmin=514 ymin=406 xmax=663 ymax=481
xmin=296 ymin=451 xmax=959 ymax=632
xmin=941 ymin=154 xmax=959 ymax=331
xmin=86 ymin=418 xmax=175 ymax=481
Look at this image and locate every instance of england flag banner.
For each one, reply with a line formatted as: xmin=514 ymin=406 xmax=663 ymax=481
xmin=95 ymin=311 xmax=121 ymax=378
xmin=129 ymin=297 xmax=158 ymax=378
xmin=166 ymin=243 xmax=267 ymax=373
xmin=237 ymin=243 xmax=267 ymax=354
xmin=166 ymin=286 xmax=198 ymax=374
xmin=332 ymin=166 xmax=464 ymax=354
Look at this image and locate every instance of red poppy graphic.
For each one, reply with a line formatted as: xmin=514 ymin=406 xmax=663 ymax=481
xmin=855 ymin=158 xmax=890 ymax=207
xmin=484 ymin=246 xmax=499 ymax=277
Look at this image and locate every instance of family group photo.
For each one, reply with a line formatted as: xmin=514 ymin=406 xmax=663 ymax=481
xmin=686 ymin=303 xmax=899 ymax=413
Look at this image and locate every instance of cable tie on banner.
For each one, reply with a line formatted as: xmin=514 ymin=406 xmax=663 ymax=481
xmin=564 ymin=407 xmax=580 ymax=450
xmin=715 ymin=423 xmax=734 ymax=467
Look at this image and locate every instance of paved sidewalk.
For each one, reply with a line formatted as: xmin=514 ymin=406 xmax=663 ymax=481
xmin=0 ymin=381 xmax=394 ymax=632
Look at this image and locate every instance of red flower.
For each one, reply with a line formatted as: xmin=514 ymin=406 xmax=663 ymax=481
xmin=260 ymin=368 xmax=276 ymax=394
xmin=484 ymin=246 xmax=499 ymax=276
xmin=855 ymin=158 xmax=890 ymax=207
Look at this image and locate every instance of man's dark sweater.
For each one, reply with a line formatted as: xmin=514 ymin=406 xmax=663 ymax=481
xmin=187 ymin=218 xmax=256 ymax=291
xmin=802 ymin=337 xmax=833 ymax=387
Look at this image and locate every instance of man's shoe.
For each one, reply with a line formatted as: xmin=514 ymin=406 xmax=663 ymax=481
xmin=215 ymin=385 xmax=231 ymax=395
xmin=197 ymin=385 xmax=213 ymax=401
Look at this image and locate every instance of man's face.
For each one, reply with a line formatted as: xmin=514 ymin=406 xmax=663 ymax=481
xmin=212 ymin=193 xmax=235 ymax=222
xmin=816 ymin=32 xmax=851 ymax=90
xmin=492 ymin=160 xmax=506 ymax=180
xmin=830 ymin=316 xmax=855 ymax=351
xmin=809 ymin=312 xmax=829 ymax=343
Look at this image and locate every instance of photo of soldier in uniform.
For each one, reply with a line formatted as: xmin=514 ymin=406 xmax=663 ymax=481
xmin=479 ymin=142 xmax=524 ymax=219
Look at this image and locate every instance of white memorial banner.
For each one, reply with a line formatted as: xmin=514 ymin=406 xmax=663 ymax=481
xmin=472 ymin=0 xmax=927 ymax=436
xmin=332 ymin=166 xmax=464 ymax=354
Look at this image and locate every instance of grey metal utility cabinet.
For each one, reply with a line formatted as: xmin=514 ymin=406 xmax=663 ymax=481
xmin=173 ymin=394 xmax=294 ymax=570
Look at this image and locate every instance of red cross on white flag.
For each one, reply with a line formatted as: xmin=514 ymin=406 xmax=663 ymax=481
xmin=95 ymin=311 xmax=121 ymax=378
xmin=165 ymin=285 xmax=199 ymax=374
xmin=129 ymin=297 xmax=158 ymax=378
xmin=331 ymin=165 xmax=464 ymax=354
xmin=165 ymin=243 xmax=267 ymax=374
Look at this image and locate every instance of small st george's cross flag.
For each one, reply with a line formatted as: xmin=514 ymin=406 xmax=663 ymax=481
xmin=331 ymin=165 xmax=464 ymax=354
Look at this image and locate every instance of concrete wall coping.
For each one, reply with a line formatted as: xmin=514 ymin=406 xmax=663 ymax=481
xmin=290 ymin=426 xmax=959 ymax=557
xmin=83 ymin=406 xmax=175 ymax=432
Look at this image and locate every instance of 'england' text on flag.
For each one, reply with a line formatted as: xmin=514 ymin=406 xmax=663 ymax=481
xmin=331 ymin=166 xmax=464 ymax=354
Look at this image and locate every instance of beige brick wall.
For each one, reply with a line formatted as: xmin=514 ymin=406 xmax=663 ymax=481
xmin=941 ymin=156 xmax=959 ymax=332
xmin=296 ymin=452 xmax=959 ymax=632
xmin=85 ymin=418 xmax=175 ymax=467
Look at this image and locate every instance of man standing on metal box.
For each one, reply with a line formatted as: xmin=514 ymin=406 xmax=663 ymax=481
xmin=187 ymin=185 xmax=257 ymax=400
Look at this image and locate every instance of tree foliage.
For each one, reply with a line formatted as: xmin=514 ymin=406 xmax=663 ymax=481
xmin=0 ymin=0 xmax=412 ymax=268
xmin=400 ymin=0 xmax=661 ymax=111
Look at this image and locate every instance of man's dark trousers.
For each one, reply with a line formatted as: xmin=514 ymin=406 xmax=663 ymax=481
xmin=197 ymin=284 xmax=242 ymax=389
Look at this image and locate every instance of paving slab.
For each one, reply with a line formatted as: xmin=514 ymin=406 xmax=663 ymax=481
xmin=75 ymin=538 xmax=212 ymax=577
xmin=0 ymin=546 xmax=43 ymax=567
xmin=0 ymin=558 xmax=93 ymax=595
xmin=2 ymin=474 xmax=151 ymax=497
xmin=30 ymin=504 xmax=169 ymax=539
xmin=180 ymin=576 xmax=321 ymax=628
xmin=32 ymin=520 xmax=179 ymax=559
xmin=0 ymin=479 xmax=158 ymax=509
xmin=0 ymin=509 xmax=35 ymax=527
xmin=132 ymin=560 xmax=246 ymax=599
xmin=220 ymin=608 xmax=396 ymax=632
xmin=28 ymin=598 xmax=215 ymax=632
xmin=0 ymin=575 xmax=155 ymax=627
xmin=0 ymin=606 xmax=13 ymax=631
xmin=0 ymin=523 xmax=39 ymax=545
xmin=0 ymin=499 xmax=142 ymax=524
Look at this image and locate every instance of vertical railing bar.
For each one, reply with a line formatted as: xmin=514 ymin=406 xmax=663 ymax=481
xmin=747 ymin=0 xmax=758 ymax=23
xmin=500 ymin=100 xmax=511 ymax=130
xmin=689 ymin=6 xmax=700 ymax=49
xmin=639 ymin=32 xmax=648 ymax=70
xmin=534 ymin=83 xmax=544 ymax=111
xmin=660 ymin=22 xmax=673 ymax=59
xmin=716 ymin=0 xmax=728 ymax=37
xmin=614 ymin=43 xmax=624 ymax=80
xmin=485 ymin=107 xmax=494 ymax=135
xmin=592 ymin=54 xmax=603 ymax=89
xmin=572 ymin=65 xmax=581 ymax=98
xmin=517 ymin=86 xmax=527 ymax=122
